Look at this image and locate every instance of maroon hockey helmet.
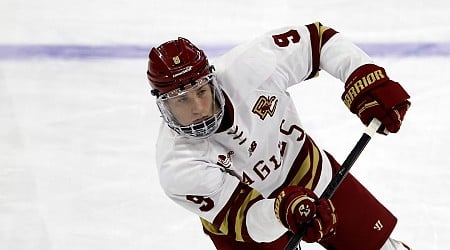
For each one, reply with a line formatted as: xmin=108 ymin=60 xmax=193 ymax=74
xmin=146 ymin=37 xmax=225 ymax=138
xmin=147 ymin=37 xmax=211 ymax=96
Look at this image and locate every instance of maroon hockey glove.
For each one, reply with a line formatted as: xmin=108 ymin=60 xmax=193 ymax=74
xmin=274 ymin=186 xmax=337 ymax=243
xmin=342 ymin=64 xmax=411 ymax=134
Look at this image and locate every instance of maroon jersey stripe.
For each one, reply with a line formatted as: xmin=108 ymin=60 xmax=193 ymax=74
xmin=306 ymin=23 xmax=321 ymax=80
xmin=322 ymin=28 xmax=338 ymax=46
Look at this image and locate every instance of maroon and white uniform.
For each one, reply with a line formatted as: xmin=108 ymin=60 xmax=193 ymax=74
xmin=155 ymin=23 xmax=398 ymax=249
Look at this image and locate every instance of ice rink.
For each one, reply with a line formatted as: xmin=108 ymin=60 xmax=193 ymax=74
xmin=1 ymin=0 xmax=449 ymax=249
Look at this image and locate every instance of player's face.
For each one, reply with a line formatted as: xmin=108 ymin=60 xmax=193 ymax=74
xmin=165 ymin=82 xmax=217 ymax=126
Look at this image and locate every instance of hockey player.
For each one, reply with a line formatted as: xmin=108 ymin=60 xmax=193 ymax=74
xmin=146 ymin=22 xmax=411 ymax=249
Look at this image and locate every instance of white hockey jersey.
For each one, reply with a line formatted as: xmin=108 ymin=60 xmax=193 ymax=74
xmin=155 ymin=22 xmax=373 ymax=243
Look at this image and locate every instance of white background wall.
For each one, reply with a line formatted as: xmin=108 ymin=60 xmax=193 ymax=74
xmin=1 ymin=0 xmax=450 ymax=249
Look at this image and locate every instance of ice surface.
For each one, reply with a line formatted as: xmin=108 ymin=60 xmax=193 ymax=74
xmin=1 ymin=0 xmax=449 ymax=249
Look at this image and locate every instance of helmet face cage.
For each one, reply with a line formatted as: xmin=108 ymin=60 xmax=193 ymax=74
xmin=156 ymin=73 xmax=225 ymax=138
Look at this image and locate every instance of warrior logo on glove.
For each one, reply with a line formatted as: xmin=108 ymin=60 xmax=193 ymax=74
xmin=342 ymin=69 xmax=386 ymax=107
xmin=342 ymin=64 xmax=411 ymax=134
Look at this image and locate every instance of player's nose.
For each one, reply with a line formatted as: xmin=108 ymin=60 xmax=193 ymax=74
xmin=190 ymin=95 xmax=206 ymax=115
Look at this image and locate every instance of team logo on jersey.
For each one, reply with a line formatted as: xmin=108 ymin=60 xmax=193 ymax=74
xmin=252 ymin=95 xmax=278 ymax=120
xmin=217 ymin=151 xmax=234 ymax=169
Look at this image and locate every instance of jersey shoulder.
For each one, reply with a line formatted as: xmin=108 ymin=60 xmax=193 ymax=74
xmin=213 ymin=24 xmax=321 ymax=91
xmin=156 ymin=129 xmax=226 ymax=196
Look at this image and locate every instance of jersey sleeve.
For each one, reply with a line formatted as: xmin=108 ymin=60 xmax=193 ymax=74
xmin=214 ymin=22 xmax=372 ymax=92
xmin=283 ymin=22 xmax=373 ymax=84
xmin=277 ymin=22 xmax=373 ymax=84
xmin=316 ymin=25 xmax=374 ymax=82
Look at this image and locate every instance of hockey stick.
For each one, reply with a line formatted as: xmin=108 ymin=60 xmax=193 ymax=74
xmin=284 ymin=118 xmax=382 ymax=250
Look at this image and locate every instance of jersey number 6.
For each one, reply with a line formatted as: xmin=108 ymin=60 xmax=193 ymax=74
xmin=272 ymin=29 xmax=300 ymax=47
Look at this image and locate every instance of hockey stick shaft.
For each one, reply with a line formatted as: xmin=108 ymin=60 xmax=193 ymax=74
xmin=284 ymin=118 xmax=382 ymax=250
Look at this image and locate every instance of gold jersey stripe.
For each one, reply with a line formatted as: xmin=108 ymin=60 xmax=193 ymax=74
xmin=306 ymin=142 xmax=321 ymax=189
xmin=289 ymin=150 xmax=311 ymax=187
xmin=286 ymin=136 xmax=322 ymax=188
xmin=201 ymin=186 xmax=263 ymax=242
xmin=234 ymin=189 xmax=262 ymax=241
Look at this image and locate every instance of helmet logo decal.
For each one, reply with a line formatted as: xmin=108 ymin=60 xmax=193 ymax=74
xmin=172 ymin=56 xmax=181 ymax=65
xmin=173 ymin=66 xmax=192 ymax=78
xmin=252 ymin=95 xmax=278 ymax=120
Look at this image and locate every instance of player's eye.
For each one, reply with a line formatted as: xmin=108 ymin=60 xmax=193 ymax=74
xmin=197 ymin=89 xmax=206 ymax=96
xmin=175 ymin=95 xmax=189 ymax=103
